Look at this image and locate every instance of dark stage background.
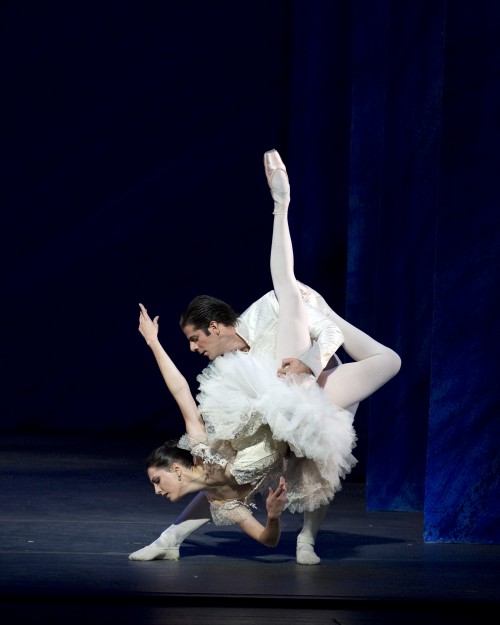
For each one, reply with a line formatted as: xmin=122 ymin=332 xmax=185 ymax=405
xmin=1 ymin=1 xmax=498 ymax=544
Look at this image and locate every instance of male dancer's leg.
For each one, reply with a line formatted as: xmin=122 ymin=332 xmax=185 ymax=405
xmin=128 ymin=491 xmax=211 ymax=561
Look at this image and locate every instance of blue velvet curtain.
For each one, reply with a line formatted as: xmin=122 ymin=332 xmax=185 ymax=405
xmin=2 ymin=0 xmax=498 ymax=543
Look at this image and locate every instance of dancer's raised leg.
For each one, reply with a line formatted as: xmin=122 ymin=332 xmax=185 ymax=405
xmin=265 ymin=148 xmax=327 ymax=566
xmin=265 ymin=149 xmax=310 ymax=364
xmin=317 ymin=312 xmax=401 ymax=409
xmin=129 ymin=491 xmax=210 ymax=561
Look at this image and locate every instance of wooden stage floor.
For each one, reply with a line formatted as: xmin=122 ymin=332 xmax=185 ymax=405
xmin=0 ymin=434 xmax=498 ymax=624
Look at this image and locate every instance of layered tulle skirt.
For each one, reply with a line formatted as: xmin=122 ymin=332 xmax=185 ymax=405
xmin=191 ymin=350 xmax=357 ymax=514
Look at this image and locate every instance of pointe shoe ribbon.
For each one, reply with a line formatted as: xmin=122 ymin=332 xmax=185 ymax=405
xmin=263 ymin=149 xmax=290 ymax=213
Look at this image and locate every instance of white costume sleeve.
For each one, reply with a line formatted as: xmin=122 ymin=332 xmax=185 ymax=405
xmin=299 ymin=303 xmax=344 ymax=376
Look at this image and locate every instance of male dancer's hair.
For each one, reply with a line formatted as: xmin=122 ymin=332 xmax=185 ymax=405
xmin=179 ymin=295 xmax=239 ymax=334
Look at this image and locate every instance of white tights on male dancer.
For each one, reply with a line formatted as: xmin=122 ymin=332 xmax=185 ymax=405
xmin=129 ymin=153 xmax=400 ymax=564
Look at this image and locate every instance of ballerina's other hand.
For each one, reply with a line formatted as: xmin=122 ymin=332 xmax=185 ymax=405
xmin=138 ymin=303 xmax=159 ymax=345
xmin=266 ymin=476 xmax=288 ymax=518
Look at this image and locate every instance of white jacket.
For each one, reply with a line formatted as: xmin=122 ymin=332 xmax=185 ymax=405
xmin=235 ymin=282 xmax=343 ymax=378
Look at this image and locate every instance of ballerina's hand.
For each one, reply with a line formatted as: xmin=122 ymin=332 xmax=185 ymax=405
xmin=266 ymin=476 xmax=288 ymax=518
xmin=138 ymin=303 xmax=159 ymax=345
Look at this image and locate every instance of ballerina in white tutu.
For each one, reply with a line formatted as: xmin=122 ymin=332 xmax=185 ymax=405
xmin=136 ymin=148 xmax=401 ymax=554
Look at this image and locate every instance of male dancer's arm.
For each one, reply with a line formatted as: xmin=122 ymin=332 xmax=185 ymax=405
xmin=297 ymin=302 xmax=344 ymax=376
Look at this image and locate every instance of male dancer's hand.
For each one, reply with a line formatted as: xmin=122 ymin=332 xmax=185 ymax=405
xmin=277 ymin=358 xmax=312 ymax=377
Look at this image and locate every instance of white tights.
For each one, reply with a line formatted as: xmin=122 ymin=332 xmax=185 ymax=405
xmin=270 ymin=190 xmax=401 ymax=411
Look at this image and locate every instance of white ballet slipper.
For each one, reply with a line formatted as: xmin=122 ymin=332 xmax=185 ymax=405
xmin=296 ymin=541 xmax=321 ymax=565
xmin=263 ymin=149 xmax=290 ymax=213
xmin=129 ymin=543 xmax=180 ymax=561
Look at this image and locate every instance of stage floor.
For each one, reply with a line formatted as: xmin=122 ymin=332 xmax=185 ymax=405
xmin=0 ymin=434 xmax=498 ymax=624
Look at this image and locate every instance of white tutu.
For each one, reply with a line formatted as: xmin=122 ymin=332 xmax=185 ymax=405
xmin=195 ymin=350 xmax=357 ymax=513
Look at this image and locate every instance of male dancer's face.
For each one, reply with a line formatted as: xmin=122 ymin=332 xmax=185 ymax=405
xmin=182 ymin=322 xmax=225 ymax=360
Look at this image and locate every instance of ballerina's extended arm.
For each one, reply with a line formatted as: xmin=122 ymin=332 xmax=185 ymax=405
xmin=138 ymin=303 xmax=205 ymax=438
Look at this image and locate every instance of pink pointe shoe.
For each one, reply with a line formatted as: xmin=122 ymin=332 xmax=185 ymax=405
xmin=263 ymin=149 xmax=290 ymax=214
